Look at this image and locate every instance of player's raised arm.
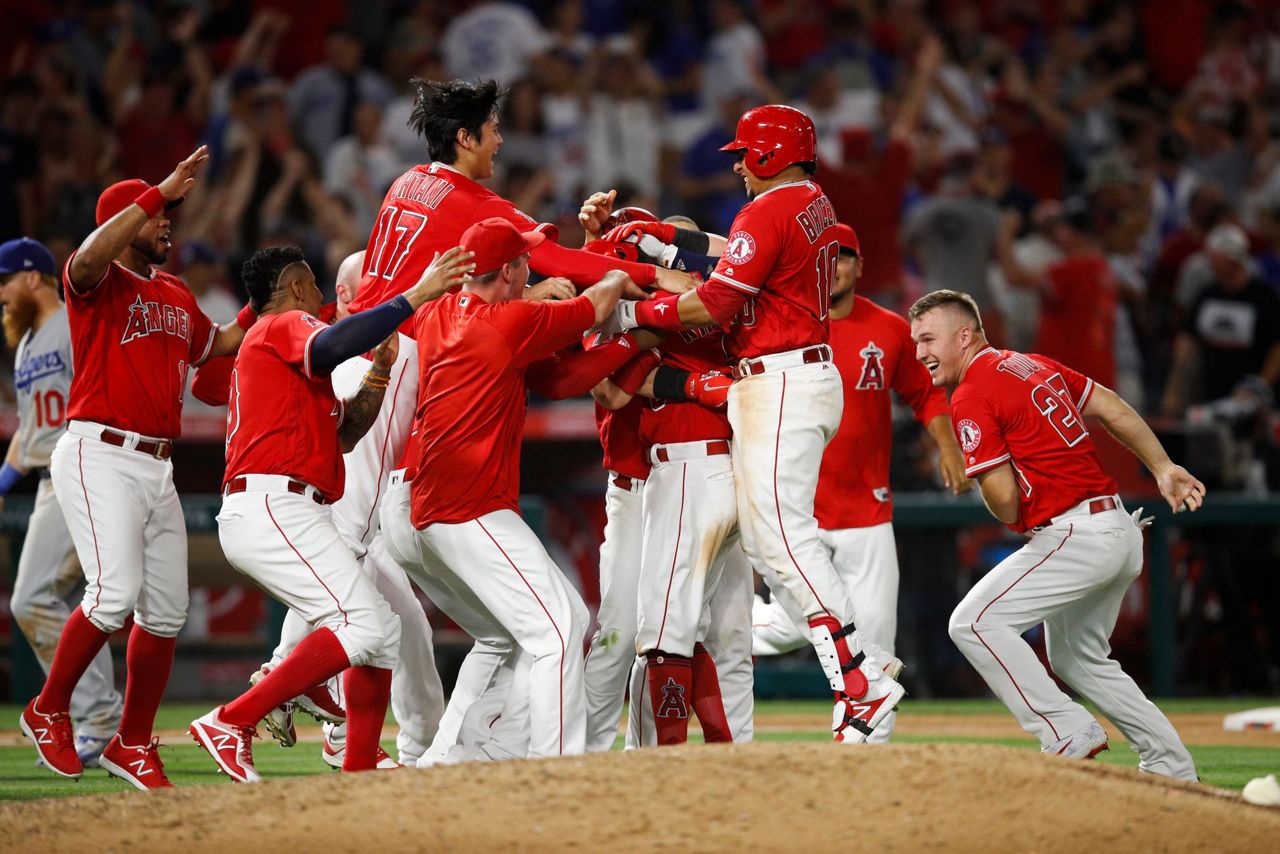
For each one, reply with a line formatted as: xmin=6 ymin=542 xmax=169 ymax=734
xmin=1083 ymin=383 xmax=1206 ymax=513
xmin=68 ymin=146 xmax=209 ymax=292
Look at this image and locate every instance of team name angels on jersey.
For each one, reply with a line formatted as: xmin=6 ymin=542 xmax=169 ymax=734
xmin=120 ymin=295 xmax=192 ymax=345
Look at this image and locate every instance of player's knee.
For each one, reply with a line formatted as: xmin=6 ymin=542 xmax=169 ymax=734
xmin=947 ymin=606 xmax=978 ymax=647
xmin=372 ymin=612 xmax=402 ymax=670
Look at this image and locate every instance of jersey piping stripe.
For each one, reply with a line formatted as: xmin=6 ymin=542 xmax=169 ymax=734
xmin=1076 ymin=378 xmax=1095 ymax=411
xmin=263 ymin=495 xmax=349 ymax=626
xmin=358 ymin=359 xmax=407 ymax=543
xmin=964 ymin=453 xmax=1012 ymax=478
xmin=77 ymin=438 xmax=106 ymax=621
xmin=969 ymin=524 xmax=1074 ymax=740
xmin=709 ymin=271 xmax=760 ymax=295
xmin=476 ymin=518 xmax=566 ymax=755
xmin=302 ymin=324 xmax=326 ymax=380
xmin=652 ymin=463 xmax=688 ymax=651
xmin=771 ymin=373 xmax=833 ymax=616
xmin=194 ymin=323 xmax=217 ymax=367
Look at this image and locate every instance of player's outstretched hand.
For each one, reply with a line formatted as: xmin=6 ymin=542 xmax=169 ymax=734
xmin=1157 ymin=463 xmax=1206 ymax=513
xmin=604 ymin=221 xmax=676 ymax=246
xmin=652 ymin=266 xmax=696 ymax=295
xmin=938 ymin=445 xmax=973 ymax=495
xmin=583 ymin=270 xmax=632 ymax=325
xmin=158 ymin=145 xmax=211 ymax=202
xmin=578 ymin=189 xmax=617 ymax=241
xmin=371 ymin=334 xmax=399 ymax=373
xmin=524 ymin=277 xmax=576 ymax=302
xmin=406 ymin=247 xmax=475 ymax=308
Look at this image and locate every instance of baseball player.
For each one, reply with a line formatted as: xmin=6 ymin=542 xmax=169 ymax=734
xmin=1 ymin=238 xmax=122 ymax=768
xmin=247 ymin=251 xmax=446 ymax=769
xmin=403 ymin=217 xmax=629 ymax=758
xmin=347 ymin=78 xmax=692 ymax=320
xmin=908 ymin=289 xmax=1200 ymax=780
xmin=603 ymin=105 xmax=905 ymax=742
xmin=750 ymin=223 xmax=969 ymax=742
xmin=20 ymin=147 xmax=258 ymax=789
xmin=189 ymin=244 xmax=471 ymax=782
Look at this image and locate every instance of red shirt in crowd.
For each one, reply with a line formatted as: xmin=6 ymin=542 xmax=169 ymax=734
xmin=822 ymin=137 xmax=913 ymax=297
xmin=699 ymin=180 xmax=837 ymax=359
xmin=1034 ymin=254 xmax=1117 ymax=389
xmin=63 ymin=256 xmax=216 ymax=439
xmin=409 ymin=291 xmax=596 ymax=527
xmin=950 ymin=348 xmax=1118 ymax=533
xmin=223 ymin=311 xmax=346 ymax=501
xmin=815 ymin=298 xmax=949 ymax=529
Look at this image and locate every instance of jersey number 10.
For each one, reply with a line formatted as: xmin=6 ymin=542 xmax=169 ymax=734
xmin=32 ymin=389 xmax=66 ymax=428
xmin=814 ymin=240 xmax=839 ymax=320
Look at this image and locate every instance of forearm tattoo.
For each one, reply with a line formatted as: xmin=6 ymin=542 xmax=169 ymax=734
xmin=339 ymin=374 xmax=389 ymax=449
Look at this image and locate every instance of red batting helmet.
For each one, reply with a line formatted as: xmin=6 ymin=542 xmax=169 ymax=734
xmin=602 ymin=206 xmax=658 ymax=232
xmin=720 ymin=105 xmax=817 ymax=178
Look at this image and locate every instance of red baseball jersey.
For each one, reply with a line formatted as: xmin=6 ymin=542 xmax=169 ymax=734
xmin=348 ymin=162 xmax=550 ymax=317
xmin=223 ymin=311 xmax=346 ymax=501
xmin=63 ymin=257 xmax=216 ymax=438
xmin=597 ymin=399 xmax=650 ymax=481
xmin=950 ymin=347 xmax=1118 ymax=533
xmin=640 ymin=328 xmax=732 ymax=447
xmin=699 ymin=180 xmax=838 ymax=359
xmin=815 ymin=298 xmax=949 ymax=529
xmin=409 ymin=291 xmax=595 ymax=527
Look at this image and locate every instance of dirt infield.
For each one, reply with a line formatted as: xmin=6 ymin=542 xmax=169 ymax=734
xmin=4 ymin=742 xmax=1279 ymax=853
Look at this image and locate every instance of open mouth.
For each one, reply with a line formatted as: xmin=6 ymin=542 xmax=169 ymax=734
xmin=924 ymin=360 xmax=940 ymax=374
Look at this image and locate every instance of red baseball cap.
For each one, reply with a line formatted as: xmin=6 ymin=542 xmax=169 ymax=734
xmin=95 ymin=179 xmax=183 ymax=226
xmin=833 ymin=222 xmax=861 ymax=257
xmin=460 ymin=218 xmax=547 ymax=275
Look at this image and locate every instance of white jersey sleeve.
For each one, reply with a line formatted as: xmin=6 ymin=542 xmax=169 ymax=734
xmin=13 ymin=308 xmax=73 ymax=468
xmin=327 ymin=333 xmax=419 ymax=552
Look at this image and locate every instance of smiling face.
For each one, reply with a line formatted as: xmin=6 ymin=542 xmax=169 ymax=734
xmin=466 ymin=112 xmax=503 ymax=180
xmin=910 ymin=306 xmax=974 ymax=389
xmin=732 ymin=153 xmax=770 ymax=199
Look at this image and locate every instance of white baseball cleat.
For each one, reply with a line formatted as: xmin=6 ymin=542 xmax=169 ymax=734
xmin=1043 ymin=721 xmax=1109 ymax=760
xmin=189 ymin=708 xmax=261 ymax=783
xmin=321 ymin=722 xmax=398 ymax=770
xmin=833 ymin=663 xmax=906 ymax=745
xmin=248 ymin=666 xmax=297 ymax=747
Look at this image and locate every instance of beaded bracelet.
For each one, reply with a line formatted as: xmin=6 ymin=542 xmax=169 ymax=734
xmin=363 ymin=370 xmax=390 ymax=390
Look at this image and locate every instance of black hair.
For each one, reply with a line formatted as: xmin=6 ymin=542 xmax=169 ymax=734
xmin=241 ymin=245 xmax=307 ymax=313
xmin=408 ymin=78 xmax=503 ymax=164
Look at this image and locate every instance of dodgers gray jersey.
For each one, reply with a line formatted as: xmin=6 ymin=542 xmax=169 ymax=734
xmin=14 ymin=308 xmax=73 ymax=468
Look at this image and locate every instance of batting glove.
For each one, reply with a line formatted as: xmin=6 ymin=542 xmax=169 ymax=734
xmin=685 ymin=371 xmax=734 ymax=410
xmin=604 ymin=221 xmax=677 ymax=246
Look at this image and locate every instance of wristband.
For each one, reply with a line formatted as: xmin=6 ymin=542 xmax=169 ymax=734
xmin=672 ymin=228 xmax=711 ymax=255
xmin=236 ymin=303 xmax=258 ymax=331
xmin=135 ymin=186 xmax=166 ymax=219
xmin=616 ymin=301 xmax=639 ymax=332
xmin=652 ymin=365 xmax=692 ymax=401
xmin=362 ymin=370 xmax=390 ymax=390
xmin=633 ymin=294 xmax=685 ymax=330
xmin=0 ymin=463 xmax=24 ymax=496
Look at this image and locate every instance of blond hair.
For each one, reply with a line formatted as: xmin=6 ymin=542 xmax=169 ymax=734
xmin=907 ymin=289 xmax=984 ymax=332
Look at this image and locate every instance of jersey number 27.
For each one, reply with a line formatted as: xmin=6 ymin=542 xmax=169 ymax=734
xmin=1031 ymin=374 xmax=1087 ymax=447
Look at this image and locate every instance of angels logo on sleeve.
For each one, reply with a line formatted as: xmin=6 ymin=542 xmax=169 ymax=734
xmin=958 ymin=419 xmax=982 ymax=454
xmin=723 ymin=232 xmax=757 ymax=265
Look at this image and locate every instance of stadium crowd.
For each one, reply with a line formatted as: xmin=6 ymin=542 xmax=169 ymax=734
xmin=1 ymin=0 xmax=1278 ymax=487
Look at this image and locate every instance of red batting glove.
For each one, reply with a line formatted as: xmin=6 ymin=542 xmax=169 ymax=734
xmin=604 ymin=220 xmax=676 ymax=246
xmin=686 ymin=371 xmax=733 ymax=410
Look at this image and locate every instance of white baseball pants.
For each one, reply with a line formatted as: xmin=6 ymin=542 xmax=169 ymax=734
xmin=752 ymin=522 xmax=901 ymax=741
xmin=218 ymin=486 xmax=400 ymax=670
xmin=10 ymin=476 xmax=122 ymax=739
xmin=413 ymin=508 xmax=588 ymax=758
xmin=51 ymin=422 xmax=188 ymax=636
xmin=584 ymin=472 xmax=645 ymax=752
xmin=948 ymin=499 xmax=1196 ymax=780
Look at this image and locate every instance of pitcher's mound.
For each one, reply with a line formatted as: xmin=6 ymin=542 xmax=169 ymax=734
xmin=5 ymin=743 xmax=1279 ymax=852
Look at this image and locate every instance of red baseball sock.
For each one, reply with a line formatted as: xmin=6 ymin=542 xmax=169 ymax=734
xmin=809 ymin=615 xmax=868 ymax=699
xmin=117 ymin=626 xmax=176 ymax=745
xmin=645 ymin=651 xmax=693 ymax=746
xmin=38 ymin=608 xmax=111 ymax=713
xmin=222 ymin=628 xmax=349 ymax=727
xmin=691 ymin=643 xmax=732 ymax=743
xmin=343 ymin=665 xmax=392 ymax=771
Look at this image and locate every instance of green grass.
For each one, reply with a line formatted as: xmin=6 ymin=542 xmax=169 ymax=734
xmin=1 ymin=700 xmax=1276 ymax=801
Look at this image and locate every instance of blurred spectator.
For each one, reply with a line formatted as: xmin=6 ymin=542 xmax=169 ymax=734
xmin=971 ymin=126 xmax=1036 ymax=227
xmin=539 ymin=49 xmax=589 ymax=209
xmin=179 ymin=240 xmax=239 ymax=323
xmin=810 ymin=5 xmax=892 ymax=93
xmin=794 ymin=65 xmax=879 ymax=168
xmin=1163 ymin=223 xmax=1280 ymax=416
xmin=1146 ymin=130 xmax=1200 ymax=251
xmin=441 ymin=1 xmax=549 ymax=85
xmin=498 ymin=77 xmax=550 ymax=173
xmin=585 ymin=39 xmax=660 ymax=209
xmin=758 ymin=0 xmax=830 ymax=84
xmin=545 ymin=0 xmax=595 ymax=64
xmin=0 ymin=76 xmax=39 ymax=242
xmin=676 ymin=90 xmax=753 ymax=236
xmin=382 ymin=53 xmax=447 ymax=171
xmin=323 ymin=99 xmax=400 ymax=235
xmin=701 ymin=0 xmax=775 ymax=111
xmin=988 ymin=57 xmax=1070 ymax=203
xmin=289 ymin=27 xmax=392 ymax=159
